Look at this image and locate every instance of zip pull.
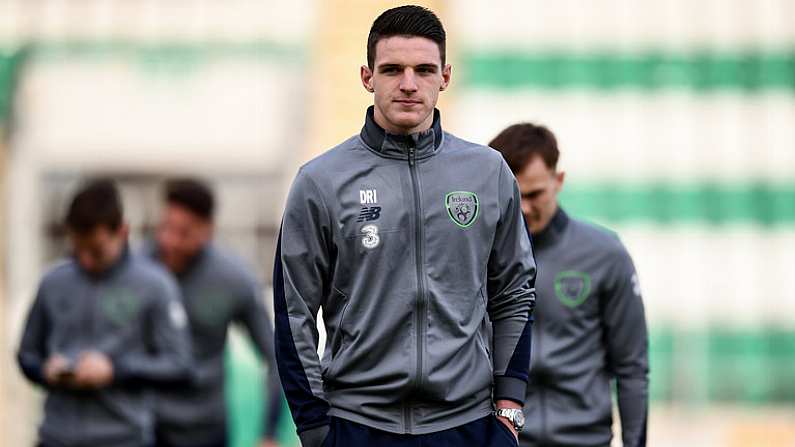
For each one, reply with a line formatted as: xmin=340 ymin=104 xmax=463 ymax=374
xmin=408 ymin=146 xmax=416 ymax=166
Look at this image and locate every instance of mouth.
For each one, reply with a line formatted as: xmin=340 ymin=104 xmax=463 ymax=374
xmin=393 ymin=99 xmax=423 ymax=106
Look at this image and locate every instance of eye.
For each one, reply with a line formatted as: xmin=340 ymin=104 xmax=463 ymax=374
xmin=380 ymin=66 xmax=400 ymax=74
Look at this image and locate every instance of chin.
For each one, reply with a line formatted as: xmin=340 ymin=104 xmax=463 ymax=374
xmin=389 ymin=113 xmax=426 ymax=131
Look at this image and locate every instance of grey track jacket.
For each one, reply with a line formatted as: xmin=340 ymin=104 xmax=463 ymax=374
xmin=519 ymin=209 xmax=649 ymax=447
xmin=147 ymin=243 xmax=282 ymax=445
xmin=17 ymin=249 xmax=192 ymax=447
xmin=274 ymin=107 xmax=537 ymax=447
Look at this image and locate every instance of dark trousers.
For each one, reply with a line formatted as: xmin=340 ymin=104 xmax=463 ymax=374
xmin=154 ymin=440 xmax=224 ymax=447
xmin=40 ymin=443 xmax=153 ymax=447
xmin=322 ymin=415 xmax=518 ymax=447
xmin=153 ymin=427 xmax=226 ymax=447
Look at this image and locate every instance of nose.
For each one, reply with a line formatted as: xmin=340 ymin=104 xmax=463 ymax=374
xmin=78 ymin=252 xmax=97 ymax=272
xmin=158 ymin=226 xmax=178 ymax=249
xmin=399 ymin=68 xmax=418 ymax=93
xmin=521 ymin=200 xmax=533 ymax=217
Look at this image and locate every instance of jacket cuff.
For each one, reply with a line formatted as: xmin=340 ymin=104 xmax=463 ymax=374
xmin=494 ymin=375 xmax=527 ymax=406
xmin=298 ymin=423 xmax=330 ymax=447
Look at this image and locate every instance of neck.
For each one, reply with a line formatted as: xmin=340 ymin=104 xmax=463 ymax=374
xmin=82 ymin=243 xmax=129 ymax=278
xmin=173 ymin=243 xmax=210 ymax=277
xmin=532 ymin=206 xmax=569 ymax=247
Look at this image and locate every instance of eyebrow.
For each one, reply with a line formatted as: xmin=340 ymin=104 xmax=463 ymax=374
xmin=521 ymin=189 xmax=544 ymax=198
xmin=377 ymin=63 xmax=402 ymax=71
xmin=376 ymin=63 xmax=440 ymax=71
xmin=415 ymin=64 xmax=439 ymax=71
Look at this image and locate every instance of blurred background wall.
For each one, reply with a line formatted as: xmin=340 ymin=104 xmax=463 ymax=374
xmin=1 ymin=1 xmax=793 ymax=446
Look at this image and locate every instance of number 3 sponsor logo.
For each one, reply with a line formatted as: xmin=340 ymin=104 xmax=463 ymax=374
xmin=361 ymin=224 xmax=380 ymax=249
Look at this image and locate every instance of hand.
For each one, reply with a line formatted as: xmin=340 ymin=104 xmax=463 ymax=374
xmin=259 ymin=439 xmax=279 ymax=447
xmin=71 ymin=351 xmax=114 ymax=389
xmin=495 ymin=399 xmax=521 ymax=441
xmin=43 ymin=354 xmax=72 ymax=386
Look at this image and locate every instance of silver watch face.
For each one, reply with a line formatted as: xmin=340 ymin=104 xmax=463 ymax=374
xmin=498 ymin=408 xmax=525 ymax=430
xmin=514 ymin=409 xmax=525 ymax=429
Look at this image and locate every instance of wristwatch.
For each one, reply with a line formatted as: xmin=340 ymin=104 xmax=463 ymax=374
xmin=495 ymin=407 xmax=525 ymax=431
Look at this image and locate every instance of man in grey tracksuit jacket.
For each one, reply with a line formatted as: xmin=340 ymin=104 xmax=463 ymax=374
xmin=491 ymin=123 xmax=649 ymax=447
xmin=17 ymin=181 xmax=192 ymax=447
xmin=147 ymin=179 xmax=282 ymax=447
xmin=277 ymin=8 xmax=536 ymax=446
xmin=275 ymin=105 xmax=537 ymax=446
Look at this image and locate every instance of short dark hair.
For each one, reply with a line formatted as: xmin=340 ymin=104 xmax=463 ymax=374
xmin=489 ymin=123 xmax=560 ymax=173
xmin=65 ymin=179 xmax=123 ymax=234
xmin=164 ymin=178 xmax=215 ymax=221
xmin=367 ymin=5 xmax=446 ymax=69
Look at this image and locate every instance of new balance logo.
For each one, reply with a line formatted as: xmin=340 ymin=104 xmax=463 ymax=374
xmin=357 ymin=206 xmax=382 ymax=222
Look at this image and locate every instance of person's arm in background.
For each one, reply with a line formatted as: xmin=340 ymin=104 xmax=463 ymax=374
xmin=603 ymin=246 xmax=649 ymax=447
xmin=112 ymin=275 xmax=194 ymax=386
xmin=486 ymin=159 xmax=537 ymax=436
xmin=17 ymin=289 xmax=52 ymax=387
xmin=236 ymin=272 xmax=284 ymax=447
xmin=273 ymin=168 xmax=333 ymax=447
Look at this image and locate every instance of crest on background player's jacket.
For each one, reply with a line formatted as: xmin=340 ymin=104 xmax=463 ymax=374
xmin=554 ymin=271 xmax=592 ymax=308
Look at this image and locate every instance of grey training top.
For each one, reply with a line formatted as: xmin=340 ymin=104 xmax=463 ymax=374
xmin=17 ymin=249 xmax=192 ymax=447
xmin=519 ymin=208 xmax=649 ymax=447
xmin=147 ymin=243 xmax=282 ymax=445
xmin=275 ymin=107 xmax=536 ymax=447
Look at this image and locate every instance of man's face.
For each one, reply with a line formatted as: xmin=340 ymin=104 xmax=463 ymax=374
xmin=70 ymin=224 xmax=128 ymax=274
xmin=156 ymin=204 xmax=212 ymax=274
xmin=514 ymin=156 xmax=565 ymax=235
xmin=361 ymin=36 xmax=451 ymax=134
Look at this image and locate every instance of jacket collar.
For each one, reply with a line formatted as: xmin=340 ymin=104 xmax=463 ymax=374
xmin=533 ymin=206 xmax=569 ymax=248
xmin=77 ymin=243 xmax=131 ymax=281
xmin=359 ymin=106 xmax=443 ymax=160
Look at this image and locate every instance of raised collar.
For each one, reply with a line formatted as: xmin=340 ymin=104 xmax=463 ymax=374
xmin=359 ymin=106 xmax=443 ymax=160
xmin=532 ymin=207 xmax=570 ymax=248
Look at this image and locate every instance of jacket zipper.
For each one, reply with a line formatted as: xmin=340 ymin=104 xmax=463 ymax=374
xmin=405 ymin=144 xmax=426 ymax=433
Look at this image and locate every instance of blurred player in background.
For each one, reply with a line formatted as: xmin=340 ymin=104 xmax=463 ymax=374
xmin=491 ymin=123 xmax=649 ymax=447
xmin=275 ymin=5 xmax=535 ymax=447
xmin=17 ymin=179 xmax=193 ymax=447
xmin=148 ymin=178 xmax=282 ymax=447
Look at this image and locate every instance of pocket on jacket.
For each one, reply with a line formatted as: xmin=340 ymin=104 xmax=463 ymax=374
xmin=322 ymin=287 xmax=350 ymax=381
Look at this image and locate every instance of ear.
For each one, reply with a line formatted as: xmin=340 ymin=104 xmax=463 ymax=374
xmin=203 ymin=220 xmax=215 ymax=240
xmin=440 ymin=64 xmax=452 ymax=91
xmin=554 ymin=170 xmax=566 ymax=192
xmin=361 ymin=65 xmax=375 ymax=93
xmin=119 ymin=223 xmax=130 ymax=239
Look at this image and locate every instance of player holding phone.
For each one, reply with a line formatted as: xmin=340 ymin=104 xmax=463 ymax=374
xmin=17 ymin=180 xmax=193 ymax=447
